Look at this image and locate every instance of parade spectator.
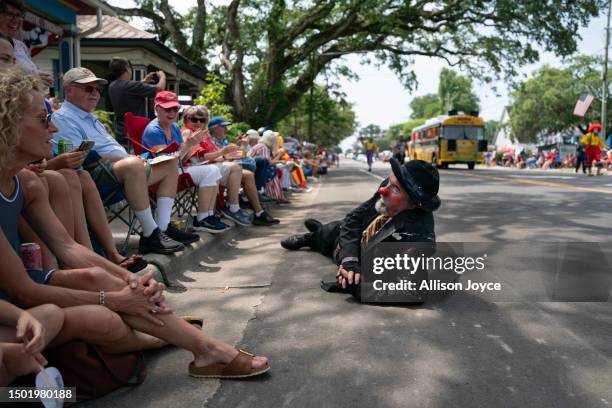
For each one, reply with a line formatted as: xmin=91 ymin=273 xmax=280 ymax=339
xmin=108 ymin=57 xmax=166 ymax=145
xmin=52 ymin=67 xmax=198 ymax=254
xmin=301 ymin=151 xmax=320 ymax=180
xmin=0 ymin=68 xmax=270 ymax=380
xmin=142 ymin=91 xmax=230 ymax=233
xmin=581 ymin=123 xmax=607 ymax=176
xmin=0 ymin=301 xmax=63 ymax=386
xmin=0 ymin=0 xmax=52 ymax=86
xmin=280 ymin=159 xmax=438 ymax=301
xmin=247 ymin=130 xmax=288 ymax=204
xmin=184 ymin=107 xmax=279 ymax=226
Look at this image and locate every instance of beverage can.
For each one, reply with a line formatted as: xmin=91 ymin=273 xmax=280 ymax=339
xmin=58 ymin=139 xmax=73 ymax=154
xmin=19 ymin=243 xmax=42 ymax=270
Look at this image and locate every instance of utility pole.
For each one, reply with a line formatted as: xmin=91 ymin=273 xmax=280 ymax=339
xmin=602 ymin=0 xmax=611 ymax=139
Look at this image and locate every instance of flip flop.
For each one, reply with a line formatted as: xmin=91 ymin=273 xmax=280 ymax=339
xmin=118 ymin=256 xmax=148 ymax=273
xmin=188 ymin=349 xmax=270 ymax=379
xmin=181 ymin=315 xmax=204 ymax=329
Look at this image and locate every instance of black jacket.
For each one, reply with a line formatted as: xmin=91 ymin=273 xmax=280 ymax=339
xmin=338 ymin=178 xmax=436 ymax=267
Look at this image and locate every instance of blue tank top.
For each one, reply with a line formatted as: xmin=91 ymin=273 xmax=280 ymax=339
xmin=0 ymin=175 xmax=24 ymax=252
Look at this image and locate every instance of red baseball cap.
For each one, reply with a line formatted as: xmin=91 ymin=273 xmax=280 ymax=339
xmin=155 ymin=91 xmax=180 ymax=109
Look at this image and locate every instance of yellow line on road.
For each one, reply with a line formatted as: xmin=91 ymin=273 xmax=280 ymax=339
xmin=448 ymin=172 xmax=612 ymax=195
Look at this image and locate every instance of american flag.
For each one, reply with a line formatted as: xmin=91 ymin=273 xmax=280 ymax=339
xmin=573 ymin=93 xmax=595 ymax=117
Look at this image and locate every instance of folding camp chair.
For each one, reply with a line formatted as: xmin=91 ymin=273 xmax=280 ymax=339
xmin=125 ymin=112 xmax=198 ymax=229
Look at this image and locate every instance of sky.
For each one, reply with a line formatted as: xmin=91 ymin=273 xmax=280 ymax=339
xmin=110 ymin=1 xmax=607 ymax=131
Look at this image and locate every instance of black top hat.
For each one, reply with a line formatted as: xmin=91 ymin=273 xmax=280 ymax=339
xmin=389 ymin=158 xmax=441 ymax=212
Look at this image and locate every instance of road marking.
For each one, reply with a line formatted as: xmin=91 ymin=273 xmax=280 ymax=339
xmin=507 ymin=175 xmax=575 ymax=180
xmin=359 ymin=169 xmax=385 ymax=181
xmin=447 ymin=172 xmax=612 ymax=195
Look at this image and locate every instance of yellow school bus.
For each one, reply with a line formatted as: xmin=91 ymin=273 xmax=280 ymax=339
xmin=408 ymin=114 xmax=486 ymax=169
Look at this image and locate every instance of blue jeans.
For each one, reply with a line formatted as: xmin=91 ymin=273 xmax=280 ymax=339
xmin=253 ymin=156 xmax=269 ymax=190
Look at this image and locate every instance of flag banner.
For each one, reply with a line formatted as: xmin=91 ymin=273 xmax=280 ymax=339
xmin=573 ymin=93 xmax=595 ymax=117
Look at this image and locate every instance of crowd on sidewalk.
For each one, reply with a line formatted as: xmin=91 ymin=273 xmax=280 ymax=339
xmin=0 ymin=0 xmax=338 ymax=400
xmin=485 ymin=124 xmax=611 ymax=176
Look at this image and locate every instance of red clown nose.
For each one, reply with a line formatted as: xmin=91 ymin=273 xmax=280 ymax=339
xmin=378 ymin=187 xmax=390 ymax=197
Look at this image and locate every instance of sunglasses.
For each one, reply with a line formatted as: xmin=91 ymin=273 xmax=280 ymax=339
xmin=75 ymin=85 xmax=102 ymax=94
xmin=1 ymin=10 xmax=24 ymax=20
xmin=161 ymin=106 xmax=180 ymax=113
xmin=38 ymin=113 xmax=52 ymax=129
xmin=187 ymin=117 xmax=208 ymax=123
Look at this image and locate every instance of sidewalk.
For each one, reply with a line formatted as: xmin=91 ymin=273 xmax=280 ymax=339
xmin=82 ymin=183 xmax=324 ymax=407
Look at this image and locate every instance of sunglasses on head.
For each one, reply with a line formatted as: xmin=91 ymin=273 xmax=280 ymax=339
xmin=187 ymin=116 xmax=208 ymax=123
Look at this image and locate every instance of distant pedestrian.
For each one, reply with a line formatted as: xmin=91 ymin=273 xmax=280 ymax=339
xmin=581 ymin=123 xmax=606 ymax=176
xmin=394 ymin=134 xmax=407 ymax=164
xmin=575 ymin=145 xmax=586 ymax=174
xmin=361 ymin=137 xmax=378 ymax=171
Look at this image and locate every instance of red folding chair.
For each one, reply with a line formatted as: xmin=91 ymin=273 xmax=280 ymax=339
xmin=124 ymin=112 xmax=198 ymax=229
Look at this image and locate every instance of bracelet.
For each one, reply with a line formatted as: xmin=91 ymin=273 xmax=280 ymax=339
xmin=99 ymin=290 xmax=105 ymax=305
xmin=341 ymin=257 xmax=359 ymax=264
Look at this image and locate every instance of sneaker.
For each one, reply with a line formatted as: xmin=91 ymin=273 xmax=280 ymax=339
xmin=164 ymin=224 xmax=200 ymax=244
xmin=193 ymin=216 xmax=231 ymax=234
xmin=222 ymin=206 xmax=252 ymax=226
xmin=259 ymin=193 xmax=273 ymax=202
xmin=139 ymin=227 xmax=184 ymax=254
xmin=253 ymin=210 xmax=280 ymax=226
xmin=280 ymin=233 xmax=311 ymax=250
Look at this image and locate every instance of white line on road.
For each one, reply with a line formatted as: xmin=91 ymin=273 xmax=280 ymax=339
xmin=359 ymin=169 xmax=385 ymax=181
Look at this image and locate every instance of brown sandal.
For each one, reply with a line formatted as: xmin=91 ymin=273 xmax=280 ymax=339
xmin=188 ymin=349 xmax=270 ymax=379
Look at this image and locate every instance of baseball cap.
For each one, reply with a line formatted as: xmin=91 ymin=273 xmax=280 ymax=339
xmin=154 ymin=91 xmax=180 ymax=109
xmin=208 ymin=116 xmax=231 ymax=129
xmin=63 ymin=67 xmax=108 ymax=85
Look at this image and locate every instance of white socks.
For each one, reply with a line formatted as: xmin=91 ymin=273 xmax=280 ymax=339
xmin=135 ymin=208 xmax=157 ymax=237
xmin=156 ymin=197 xmax=174 ymax=231
xmin=197 ymin=212 xmax=208 ymax=222
xmin=255 ymin=210 xmax=264 ymax=217
xmin=229 ymin=203 xmax=240 ymax=213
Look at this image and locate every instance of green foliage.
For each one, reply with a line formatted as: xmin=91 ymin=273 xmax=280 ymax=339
xmin=360 ymin=124 xmax=382 ymax=138
xmin=277 ymin=85 xmax=357 ymax=147
xmin=403 ymin=119 xmax=427 ymax=135
xmin=509 ymin=55 xmax=611 ymax=142
xmin=374 ymin=138 xmax=392 ymax=151
xmin=194 ymin=74 xmax=234 ymax=120
xmin=113 ymin=0 xmax=602 ymax=126
xmin=386 ymin=123 xmax=406 ymax=142
xmin=92 ymin=110 xmax=115 ymax=135
xmin=226 ymin=122 xmax=250 ymax=143
xmin=485 ymin=120 xmax=500 ymax=144
xmin=438 ymin=68 xmax=480 ymax=114
xmin=409 ymin=94 xmax=442 ymax=119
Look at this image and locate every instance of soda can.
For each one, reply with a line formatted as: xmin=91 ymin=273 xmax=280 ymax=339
xmin=19 ymin=243 xmax=42 ymax=271
xmin=58 ymin=139 xmax=73 ymax=154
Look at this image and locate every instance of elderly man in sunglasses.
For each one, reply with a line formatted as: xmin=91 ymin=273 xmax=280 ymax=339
xmin=52 ymin=67 xmax=198 ymax=255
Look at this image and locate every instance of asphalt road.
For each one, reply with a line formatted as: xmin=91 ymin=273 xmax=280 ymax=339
xmin=84 ymin=159 xmax=612 ymax=408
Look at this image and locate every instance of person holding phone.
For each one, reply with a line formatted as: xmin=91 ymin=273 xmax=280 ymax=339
xmin=108 ymin=57 xmax=166 ymax=145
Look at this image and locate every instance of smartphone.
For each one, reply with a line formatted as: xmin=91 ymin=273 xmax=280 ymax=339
xmin=78 ymin=140 xmax=95 ymax=152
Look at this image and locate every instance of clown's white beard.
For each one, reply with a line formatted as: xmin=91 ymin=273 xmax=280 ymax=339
xmin=375 ymin=198 xmax=389 ymax=215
